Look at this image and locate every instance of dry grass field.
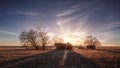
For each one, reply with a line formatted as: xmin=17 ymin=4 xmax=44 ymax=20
xmin=0 ymin=48 xmax=50 ymax=62
xmin=0 ymin=46 xmax=120 ymax=68
xmin=74 ymin=46 xmax=120 ymax=68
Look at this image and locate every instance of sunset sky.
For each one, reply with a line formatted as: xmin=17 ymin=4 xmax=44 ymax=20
xmin=0 ymin=0 xmax=120 ymax=46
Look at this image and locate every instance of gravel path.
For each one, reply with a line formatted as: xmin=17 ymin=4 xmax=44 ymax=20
xmin=0 ymin=50 xmax=100 ymax=68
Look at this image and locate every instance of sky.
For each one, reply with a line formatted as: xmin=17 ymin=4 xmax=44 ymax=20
xmin=0 ymin=0 xmax=120 ymax=46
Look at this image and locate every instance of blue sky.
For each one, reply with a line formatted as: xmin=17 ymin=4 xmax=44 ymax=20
xmin=0 ymin=0 xmax=120 ymax=46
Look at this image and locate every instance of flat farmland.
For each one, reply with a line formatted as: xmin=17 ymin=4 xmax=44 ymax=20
xmin=0 ymin=46 xmax=120 ymax=68
xmin=0 ymin=47 xmax=50 ymax=62
xmin=74 ymin=46 xmax=120 ymax=68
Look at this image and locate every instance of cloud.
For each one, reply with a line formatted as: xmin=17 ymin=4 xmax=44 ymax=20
xmin=0 ymin=29 xmax=18 ymax=35
xmin=55 ymin=8 xmax=79 ymax=17
xmin=17 ymin=11 xmax=40 ymax=16
xmin=72 ymin=3 xmax=86 ymax=9
xmin=54 ymin=1 xmax=120 ymax=45
xmin=0 ymin=11 xmax=40 ymax=17
xmin=103 ymin=22 xmax=120 ymax=30
xmin=83 ymin=21 xmax=120 ymax=45
xmin=55 ymin=2 xmax=90 ymax=17
xmin=59 ymin=1 xmax=73 ymax=4
xmin=55 ymin=9 xmax=120 ymax=45
xmin=72 ymin=4 xmax=81 ymax=8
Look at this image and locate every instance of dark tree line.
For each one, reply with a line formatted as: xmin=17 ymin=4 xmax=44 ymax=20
xmin=19 ymin=28 xmax=49 ymax=50
xmin=55 ymin=42 xmax=73 ymax=50
xmin=19 ymin=27 xmax=101 ymax=50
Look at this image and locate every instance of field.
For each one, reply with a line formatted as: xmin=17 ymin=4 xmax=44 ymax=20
xmin=0 ymin=46 xmax=120 ymax=68
xmin=74 ymin=46 xmax=120 ymax=68
xmin=0 ymin=47 xmax=50 ymax=62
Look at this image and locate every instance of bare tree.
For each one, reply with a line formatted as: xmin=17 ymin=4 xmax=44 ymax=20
xmin=19 ymin=29 xmax=39 ymax=50
xmin=84 ymin=35 xmax=101 ymax=49
xmin=53 ymin=36 xmax=64 ymax=44
xmin=38 ymin=27 xmax=49 ymax=50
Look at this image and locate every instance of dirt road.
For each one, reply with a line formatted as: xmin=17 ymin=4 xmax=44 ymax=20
xmin=0 ymin=50 xmax=100 ymax=68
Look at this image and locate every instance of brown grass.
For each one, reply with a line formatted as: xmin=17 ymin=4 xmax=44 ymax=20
xmin=0 ymin=48 xmax=50 ymax=62
xmin=74 ymin=46 xmax=120 ymax=68
xmin=0 ymin=46 xmax=120 ymax=68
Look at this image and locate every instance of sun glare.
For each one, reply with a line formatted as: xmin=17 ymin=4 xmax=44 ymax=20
xmin=55 ymin=19 xmax=87 ymax=45
xmin=62 ymin=35 xmax=82 ymax=45
xmin=64 ymin=37 xmax=72 ymax=43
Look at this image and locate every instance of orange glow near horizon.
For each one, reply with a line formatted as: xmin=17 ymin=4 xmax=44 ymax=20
xmin=61 ymin=35 xmax=83 ymax=45
xmin=54 ymin=20 xmax=88 ymax=45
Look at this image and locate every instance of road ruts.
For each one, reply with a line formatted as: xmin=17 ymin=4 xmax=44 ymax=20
xmin=63 ymin=50 xmax=100 ymax=68
xmin=1 ymin=50 xmax=65 ymax=68
xmin=0 ymin=50 xmax=100 ymax=68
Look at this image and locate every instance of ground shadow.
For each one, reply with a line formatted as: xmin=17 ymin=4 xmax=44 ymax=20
xmin=0 ymin=50 xmax=65 ymax=68
xmin=0 ymin=50 xmax=101 ymax=68
xmin=63 ymin=50 xmax=101 ymax=68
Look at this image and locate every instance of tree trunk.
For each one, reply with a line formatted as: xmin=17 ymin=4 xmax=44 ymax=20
xmin=35 ymin=46 xmax=39 ymax=50
xmin=42 ymin=45 xmax=45 ymax=50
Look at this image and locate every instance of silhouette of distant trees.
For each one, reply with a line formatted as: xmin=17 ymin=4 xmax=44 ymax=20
xmin=19 ymin=29 xmax=39 ymax=49
xmin=55 ymin=42 xmax=73 ymax=50
xmin=19 ymin=27 xmax=49 ymax=50
xmin=66 ymin=42 xmax=73 ymax=50
xmin=84 ymin=35 xmax=101 ymax=49
xmin=53 ymin=36 xmax=73 ymax=50
xmin=37 ymin=27 xmax=49 ymax=50
xmin=19 ymin=26 xmax=102 ymax=50
xmin=55 ymin=43 xmax=66 ymax=50
xmin=52 ymin=36 xmax=64 ymax=44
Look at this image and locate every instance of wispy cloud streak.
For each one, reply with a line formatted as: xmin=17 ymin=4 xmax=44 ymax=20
xmin=0 ymin=29 xmax=18 ymax=35
xmin=55 ymin=8 xmax=79 ymax=17
xmin=0 ymin=11 xmax=40 ymax=17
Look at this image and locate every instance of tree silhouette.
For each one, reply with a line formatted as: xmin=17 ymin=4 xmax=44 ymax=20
xmin=37 ymin=27 xmax=49 ymax=50
xmin=19 ymin=30 xmax=39 ymax=50
xmin=19 ymin=27 xmax=49 ymax=50
xmin=55 ymin=42 xmax=73 ymax=50
xmin=84 ymin=35 xmax=101 ymax=49
xmin=53 ymin=36 xmax=64 ymax=44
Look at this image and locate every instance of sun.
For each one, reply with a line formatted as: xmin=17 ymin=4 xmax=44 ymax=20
xmin=64 ymin=38 xmax=72 ymax=43
xmin=62 ymin=36 xmax=76 ymax=45
xmin=61 ymin=34 xmax=83 ymax=45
